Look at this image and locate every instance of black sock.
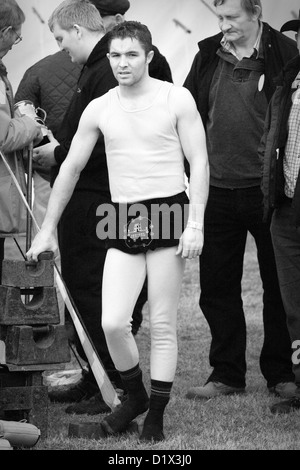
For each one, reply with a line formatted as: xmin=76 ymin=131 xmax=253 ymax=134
xmin=107 ymin=369 xmax=127 ymax=394
xmin=101 ymin=364 xmax=149 ymax=435
xmin=140 ymin=379 xmax=172 ymax=442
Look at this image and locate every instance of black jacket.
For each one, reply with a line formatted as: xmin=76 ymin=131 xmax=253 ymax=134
xmin=259 ymin=55 xmax=300 ymax=226
xmin=15 ymin=51 xmax=81 ymax=137
xmin=183 ymin=24 xmax=297 ymax=179
xmin=184 ymin=24 xmax=297 ymax=126
xmin=52 ymin=35 xmax=173 ymax=192
xmin=15 ymin=51 xmax=81 ymax=182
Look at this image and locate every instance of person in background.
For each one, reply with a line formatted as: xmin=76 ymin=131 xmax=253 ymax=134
xmin=14 ymin=50 xmax=81 ymax=318
xmin=32 ymin=0 xmax=173 ymax=416
xmin=0 ymin=0 xmax=42 ymax=282
xmin=260 ymin=11 xmax=300 ymax=415
xmin=15 ymin=50 xmax=81 ymax=232
xmin=26 ymin=20 xmax=209 ymax=443
xmin=93 ymin=0 xmax=172 ymax=83
xmin=183 ymin=0 xmax=298 ymax=400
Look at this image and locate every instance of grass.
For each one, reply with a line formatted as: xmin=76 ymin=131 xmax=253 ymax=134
xmin=15 ymin=235 xmax=300 ymax=450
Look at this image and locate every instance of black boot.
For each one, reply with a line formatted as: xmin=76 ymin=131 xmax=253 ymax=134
xmin=139 ymin=380 xmax=172 ymax=442
xmin=101 ymin=364 xmax=149 ymax=435
xmin=48 ymin=370 xmax=99 ymax=403
xmin=65 ymin=392 xmax=111 ymax=414
xmin=270 ymin=397 xmax=300 ymax=414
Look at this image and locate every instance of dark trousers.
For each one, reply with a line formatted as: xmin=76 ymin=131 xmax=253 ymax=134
xmin=271 ymin=199 xmax=300 ymax=385
xmin=0 ymin=238 xmax=4 ymax=283
xmin=200 ymin=186 xmax=294 ymax=388
xmin=59 ymin=191 xmax=147 ymax=388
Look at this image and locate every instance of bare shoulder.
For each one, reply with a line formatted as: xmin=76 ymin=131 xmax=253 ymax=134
xmin=169 ymin=84 xmax=193 ymax=99
xmin=82 ymin=93 xmax=110 ymax=130
xmin=86 ymin=92 xmax=109 ymax=113
xmin=168 ymin=85 xmax=197 ymax=114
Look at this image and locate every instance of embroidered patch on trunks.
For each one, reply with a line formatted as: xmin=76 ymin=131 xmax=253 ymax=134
xmin=124 ymin=215 xmax=154 ymax=249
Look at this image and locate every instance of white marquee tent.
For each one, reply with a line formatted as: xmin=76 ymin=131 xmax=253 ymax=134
xmin=3 ymin=0 xmax=300 ymax=93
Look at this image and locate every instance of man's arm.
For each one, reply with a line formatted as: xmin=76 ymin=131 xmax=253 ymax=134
xmin=26 ymin=97 xmax=106 ymax=261
xmin=0 ymin=106 xmax=42 ymax=153
xmin=172 ymin=86 xmax=210 ymax=258
xmin=15 ymin=68 xmax=40 ymax=107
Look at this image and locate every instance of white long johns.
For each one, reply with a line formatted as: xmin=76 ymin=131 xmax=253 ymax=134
xmin=102 ymin=246 xmax=185 ymax=382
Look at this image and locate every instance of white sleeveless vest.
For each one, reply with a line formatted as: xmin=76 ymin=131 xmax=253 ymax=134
xmin=103 ymin=81 xmax=186 ymax=203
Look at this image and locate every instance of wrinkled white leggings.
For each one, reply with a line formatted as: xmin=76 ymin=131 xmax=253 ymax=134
xmin=102 ymin=247 xmax=185 ymax=382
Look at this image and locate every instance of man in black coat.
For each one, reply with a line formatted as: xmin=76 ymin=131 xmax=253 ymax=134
xmin=34 ymin=0 xmax=173 ymax=415
xmin=183 ymin=0 xmax=297 ymax=401
xmin=260 ymin=12 xmax=300 ymax=414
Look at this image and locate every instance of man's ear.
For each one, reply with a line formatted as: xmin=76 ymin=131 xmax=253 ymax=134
xmin=0 ymin=26 xmax=12 ymax=39
xmin=147 ymin=50 xmax=154 ymax=65
xmin=253 ymin=5 xmax=261 ymax=21
xmin=115 ymin=14 xmax=124 ymax=25
xmin=73 ymin=23 xmax=82 ymax=37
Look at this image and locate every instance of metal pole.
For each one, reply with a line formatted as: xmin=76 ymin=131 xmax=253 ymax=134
xmin=26 ymin=142 xmax=34 ymax=252
xmin=25 ymin=142 xmax=34 ymax=304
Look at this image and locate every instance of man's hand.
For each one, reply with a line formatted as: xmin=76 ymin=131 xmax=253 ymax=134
xmin=32 ymin=128 xmax=44 ymax=147
xmin=26 ymin=229 xmax=58 ymax=262
xmin=33 ymin=130 xmax=59 ymax=168
xmin=176 ymin=226 xmax=204 ymax=259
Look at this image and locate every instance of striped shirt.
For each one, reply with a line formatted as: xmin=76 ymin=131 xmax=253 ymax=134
xmin=284 ymin=73 xmax=300 ymax=198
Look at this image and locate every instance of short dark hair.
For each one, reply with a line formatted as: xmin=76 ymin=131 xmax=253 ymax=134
xmin=0 ymin=0 xmax=25 ymax=30
xmin=213 ymin=0 xmax=262 ymax=20
xmin=107 ymin=20 xmax=153 ymax=55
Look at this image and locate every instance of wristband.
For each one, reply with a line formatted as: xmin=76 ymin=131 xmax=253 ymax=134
xmin=186 ymin=221 xmax=203 ymax=230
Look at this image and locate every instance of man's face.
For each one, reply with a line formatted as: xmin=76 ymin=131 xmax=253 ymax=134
xmin=102 ymin=14 xmax=123 ymax=33
xmin=52 ymin=22 xmax=86 ymax=64
xmin=216 ymin=0 xmax=259 ymax=46
xmin=0 ymin=25 xmax=22 ymax=59
xmin=108 ymin=37 xmax=152 ymax=87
